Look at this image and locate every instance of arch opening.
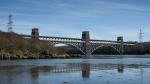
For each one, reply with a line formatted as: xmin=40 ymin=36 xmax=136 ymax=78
xmin=53 ymin=43 xmax=85 ymax=55
xmin=91 ymin=45 xmax=120 ymax=55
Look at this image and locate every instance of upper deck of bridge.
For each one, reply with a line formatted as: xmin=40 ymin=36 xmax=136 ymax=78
xmin=21 ymin=34 xmax=137 ymax=45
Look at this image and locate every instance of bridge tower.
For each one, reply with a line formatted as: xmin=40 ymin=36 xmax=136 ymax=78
xmin=82 ymin=31 xmax=91 ymax=56
xmin=31 ymin=28 xmax=39 ymax=39
xmin=117 ymin=36 xmax=124 ymax=54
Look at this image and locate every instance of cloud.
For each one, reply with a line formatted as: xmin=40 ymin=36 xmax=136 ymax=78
xmin=1 ymin=0 xmax=150 ymax=41
xmin=4 ymin=0 xmax=149 ymax=18
xmin=91 ymin=0 xmax=149 ymax=12
xmin=108 ymin=29 xmax=139 ymax=41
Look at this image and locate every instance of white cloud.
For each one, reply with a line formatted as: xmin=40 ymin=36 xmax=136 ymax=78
xmin=14 ymin=0 xmax=150 ymax=18
xmin=108 ymin=29 xmax=139 ymax=41
xmin=1 ymin=0 xmax=150 ymax=41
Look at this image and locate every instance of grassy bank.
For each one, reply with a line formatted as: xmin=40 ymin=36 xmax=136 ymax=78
xmin=0 ymin=32 xmax=68 ymax=59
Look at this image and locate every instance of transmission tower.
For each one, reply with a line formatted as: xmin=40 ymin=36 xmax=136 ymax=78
xmin=8 ymin=14 xmax=13 ymax=32
xmin=139 ymin=28 xmax=143 ymax=43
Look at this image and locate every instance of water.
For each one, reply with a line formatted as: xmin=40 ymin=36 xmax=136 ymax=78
xmin=1 ymin=55 xmax=150 ymax=84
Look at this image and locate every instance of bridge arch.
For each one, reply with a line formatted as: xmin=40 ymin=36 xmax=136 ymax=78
xmin=51 ymin=42 xmax=85 ymax=55
xmin=91 ymin=45 xmax=121 ymax=55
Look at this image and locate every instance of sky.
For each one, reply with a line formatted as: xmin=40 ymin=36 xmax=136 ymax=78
xmin=0 ymin=0 xmax=150 ymax=41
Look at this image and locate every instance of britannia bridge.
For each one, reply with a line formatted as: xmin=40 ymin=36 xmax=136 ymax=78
xmin=21 ymin=28 xmax=137 ymax=56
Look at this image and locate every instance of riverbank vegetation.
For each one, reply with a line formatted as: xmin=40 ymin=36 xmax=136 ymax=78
xmin=0 ymin=32 xmax=68 ymax=59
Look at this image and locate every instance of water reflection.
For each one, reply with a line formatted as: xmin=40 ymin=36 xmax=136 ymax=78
xmin=82 ymin=64 xmax=90 ymax=80
xmin=31 ymin=68 xmax=39 ymax=80
xmin=117 ymin=64 xmax=124 ymax=73
xmin=1 ymin=58 xmax=150 ymax=84
xmin=29 ymin=63 xmax=149 ymax=81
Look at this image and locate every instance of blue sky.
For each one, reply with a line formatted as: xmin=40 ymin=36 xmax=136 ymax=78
xmin=0 ymin=0 xmax=150 ymax=41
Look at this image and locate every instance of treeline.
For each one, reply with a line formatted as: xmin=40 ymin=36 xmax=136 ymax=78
xmin=143 ymin=42 xmax=150 ymax=54
xmin=124 ymin=45 xmax=144 ymax=55
xmin=88 ymin=44 xmax=150 ymax=55
xmin=0 ymin=32 xmax=68 ymax=59
xmin=124 ymin=43 xmax=150 ymax=55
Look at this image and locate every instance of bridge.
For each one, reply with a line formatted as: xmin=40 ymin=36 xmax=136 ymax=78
xmin=21 ymin=28 xmax=137 ymax=57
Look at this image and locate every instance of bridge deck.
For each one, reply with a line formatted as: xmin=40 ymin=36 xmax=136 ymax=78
xmin=21 ymin=34 xmax=137 ymax=45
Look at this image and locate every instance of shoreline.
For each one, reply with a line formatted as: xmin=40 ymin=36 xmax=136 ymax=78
xmin=1 ymin=54 xmax=150 ymax=60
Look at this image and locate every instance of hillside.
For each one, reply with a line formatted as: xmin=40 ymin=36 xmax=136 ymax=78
xmin=0 ymin=32 xmax=67 ymax=59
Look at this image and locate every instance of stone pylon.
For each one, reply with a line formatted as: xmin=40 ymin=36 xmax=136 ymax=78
xmin=82 ymin=31 xmax=91 ymax=57
xmin=117 ymin=36 xmax=124 ymax=54
xmin=31 ymin=28 xmax=39 ymax=39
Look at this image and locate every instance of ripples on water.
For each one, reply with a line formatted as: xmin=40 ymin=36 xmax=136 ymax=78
xmin=0 ymin=55 xmax=150 ymax=84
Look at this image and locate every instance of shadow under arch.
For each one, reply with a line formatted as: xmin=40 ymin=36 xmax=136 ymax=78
xmin=91 ymin=45 xmax=121 ymax=55
xmin=54 ymin=43 xmax=85 ymax=55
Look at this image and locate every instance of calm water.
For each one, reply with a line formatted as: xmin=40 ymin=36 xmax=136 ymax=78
xmin=1 ymin=55 xmax=150 ymax=84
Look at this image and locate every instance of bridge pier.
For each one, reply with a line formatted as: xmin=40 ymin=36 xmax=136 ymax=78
xmin=82 ymin=31 xmax=91 ymax=57
xmin=117 ymin=36 xmax=124 ymax=54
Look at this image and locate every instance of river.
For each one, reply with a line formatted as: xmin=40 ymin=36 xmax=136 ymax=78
xmin=0 ymin=55 xmax=150 ymax=84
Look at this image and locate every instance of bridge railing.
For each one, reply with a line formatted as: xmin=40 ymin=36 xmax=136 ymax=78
xmin=90 ymin=39 xmax=137 ymax=45
xmin=20 ymin=34 xmax=137 ymax=45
